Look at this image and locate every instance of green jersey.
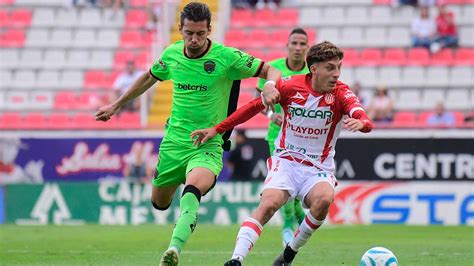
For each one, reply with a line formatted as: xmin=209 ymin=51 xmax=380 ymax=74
xmin=150 ymin=40 xmax=263 ymax=146
xmin=257 ymin=58 xmax=308 ymax=145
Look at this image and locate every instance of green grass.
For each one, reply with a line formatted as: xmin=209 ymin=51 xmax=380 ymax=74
xmin=1 ymin=225 xmax=473 ymax=265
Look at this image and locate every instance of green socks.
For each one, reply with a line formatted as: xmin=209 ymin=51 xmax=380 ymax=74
xmin=294 ymin=199 xmax=306 ymax=224
xmin=282 ymin=200 xmax=296 ymax=230
xmin=169 ymin=188 xmax=200 ymax=252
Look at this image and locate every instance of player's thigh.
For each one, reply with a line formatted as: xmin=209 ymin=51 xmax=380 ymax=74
xmin=303 ymin=181 xmax=335 ymax=211
xmin=259 ymin=188 xmax=289 ymax=211
xmin=185 ymin=147 xmax=223 ymax=195
xmin=152 ymin=144 xmax=188 ymax=188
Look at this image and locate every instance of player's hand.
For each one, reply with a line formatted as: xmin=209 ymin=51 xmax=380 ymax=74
xmin=343 ymin=118 xmax=364 ymax=132
xmin=262 ymin=81 xmax=280 ymax=112
xmin=270 ymin=113 xmax=283 ymax=126
xmin=190 ymin=128 xmax=217 ymax=146
xmin=95 ymin=103 xmax=120 ymax=122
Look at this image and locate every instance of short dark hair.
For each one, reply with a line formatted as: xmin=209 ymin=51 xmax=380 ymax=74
xmin=289 ymin=28 xmax=307 ymax=38
xmin=180 ymin=2 xmax=212 ymax=28
xmin=306 ymin=41 xmax=344 ymax=68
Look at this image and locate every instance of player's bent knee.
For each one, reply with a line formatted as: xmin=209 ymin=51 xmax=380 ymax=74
xmin=182 ymin=184 xmax=202 ymax=202
xmin=151 ymin=200 xmax=172 ymax=211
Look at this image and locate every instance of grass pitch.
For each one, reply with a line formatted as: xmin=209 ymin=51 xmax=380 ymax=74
xmin=1 ymin=224 xmax=473 ymax=265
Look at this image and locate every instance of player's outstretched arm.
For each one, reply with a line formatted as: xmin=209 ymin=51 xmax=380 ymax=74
xmin=190 ymin=97 xmax=266 ymax=145
xmin=95 ymin=72 xmax=158 ymax=122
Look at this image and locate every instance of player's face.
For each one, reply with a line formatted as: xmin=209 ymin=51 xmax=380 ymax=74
xmin=180 ymin=18 xmax=211 ymax=54
xmin=311 ymin=59 xmax=342 ymax=93
xmin=287 ymin=33 xmax=308 ymax=62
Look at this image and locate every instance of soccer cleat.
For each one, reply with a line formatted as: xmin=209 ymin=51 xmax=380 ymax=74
xmin=281 ymin=228 xmax=294 ymax=247
xmin=272 ymin=245 xmax=297 ymax=266
xmin=159 ymin=248 xmax=179 ymax=266
xmin=223 ymin=258 xmax=242 ymax=266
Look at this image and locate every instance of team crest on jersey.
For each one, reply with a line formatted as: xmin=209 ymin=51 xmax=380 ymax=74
xmin=324 ymin=93 xmax=335 ymax=104
xmin=204 ymin=60 xmax=216 ymax=74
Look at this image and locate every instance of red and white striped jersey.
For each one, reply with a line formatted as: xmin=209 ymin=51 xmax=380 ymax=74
xmin=273 ymin=74 xmax=365 ymax=173
xmin=215 ymin=73 xmax=370 ymax=173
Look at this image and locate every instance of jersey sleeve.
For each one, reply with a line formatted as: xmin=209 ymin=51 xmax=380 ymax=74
xmin=227 ymin=48 xmax=264 ymax=81
xmin=149 ymin=49 xmax=170 ymax=81
xmin=339 ymin=85 xmax=365 ymax=117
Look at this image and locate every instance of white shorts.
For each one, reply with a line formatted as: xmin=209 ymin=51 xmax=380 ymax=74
xmin=262 ymin=156 xmax=338 ymax=208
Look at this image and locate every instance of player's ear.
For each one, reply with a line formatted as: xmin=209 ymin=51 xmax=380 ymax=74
xmin=310 ymin=64 xmax=317 ymax=74
xmin=207 ymin=25 xmax=212 ymax=35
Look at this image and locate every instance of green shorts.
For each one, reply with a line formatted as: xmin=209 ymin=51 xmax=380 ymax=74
xmin=152 ymin=137 xmax=223 ymax=188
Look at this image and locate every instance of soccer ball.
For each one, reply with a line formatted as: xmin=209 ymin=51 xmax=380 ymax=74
xmin=360 ymin=247 xmax=398 ymax=266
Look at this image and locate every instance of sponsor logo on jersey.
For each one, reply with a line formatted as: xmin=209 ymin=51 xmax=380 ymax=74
xmin=203 ymin=60 xmax=216 ymax=74
xmin=177 ymin=83 xmax=208 ymax=91
xmin=286 ymin=123 xmax=329 ymax=136
xmin=291 ymin=92 xmax=305 ymax=100
xmin=324 ymin=93 xmax=335 ymax=104
xmin=246 ymin=56 xmax=255 ymax=68
xmin=288 ymin=106 xmax=333 ymax=122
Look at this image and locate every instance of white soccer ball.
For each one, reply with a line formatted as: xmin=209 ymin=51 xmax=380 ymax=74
xmin=360 ymin=247 xmax=398 ymax=266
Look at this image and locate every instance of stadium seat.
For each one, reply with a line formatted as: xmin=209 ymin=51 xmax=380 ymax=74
xmin=25 ymin=29 xmax=49 ymax=47
xmin=322 ymin=7 xmax=345 ymax=26
xmin=78 ymin=8 xmax=101 ymax=28
xmin=346 ymin=7 xmax=368 ymax=26
xmin=359 ymin=49 xmax=382 ymax=66
xmin=369 ymin=6 xmax=392 ymax=25
xmin=244 ymin=49 xmax=265 ymax=62
xmin=225 ymin=29 xmax=246 ymax=47
xmin=421 ymin=89 xmax=444 ymax=109
xmin=19 ymin=49 xmax=42 ymax=69
xmin=43 ymin=49 xmax=66 ymax=69
xmin=0 ymin=0 xmax=14 ymax=5
xmin=253 ymin=9 xmax=274 ymax=27
xmin=118 ymin=112 xmax=141 ymax=129
xmin=342 ymin=49 xmax=360 ymax=66
xmin=96 ymin=29 xmax=119 ymax=48
xmin=231 ymin=9 xmax=253 ymax=28
xmin=55 ymin=8 xmax=79 ymax=28
xmin=378 ymin=67 xmax=402 ymax=87
xmin=125 ymin=10 xmax=147 ymax=28
xmin=430 ymin=49 xmax=454 ymax=66
xmin=11 ymin=70 xmax=35 ymax=89
xmin=48 ymin=112 xmax=73 ymax=129
xmin=445 ymin=89 xmax=471 ymax=110
xmin=365 ymin=28 xmax=387 ymax=48
xmin=31 ymin=8 xmax=55 ymax=27
xmin=407 ymin=48 xmax=430 ymax=66
xmin=24 ymin=112 xmax=47 ymax=129
xmin=266 ymin=49 xmax=286 ymax=61
xmin=0 ymin=49 xmax=20 ymax=69
xmin=269 ymin=29 xmax=290 ymax=49
xmin=0 ymin=30 xmax=25 ymax=47
xmin=0 ymin=70 xmax=12 ymax=89
xmin=392 ymin=111 xmax=417 ymax=128
xmin=0 ymin=10 xmax=9 ymax=27
xmin=36 ymin=70 xmax=60 ymax=90
xmin=453 ymin=48 xmax=474 ymax=66
xmin=9 ymin=9 xmax=32 ymax=27
xmin=120 ymin=31 xmax=143 ymax=48
xmin=425 ymin=67 xmax=449 ymax=87
xmin=54 ymin=91 xmax=77 ymax=110
xmin=72 ymin=29 xmax=96 ymax=48
xmin=78 ymin=92 xmax=102 ymax=110
xmin=30 ymin=91 xmax=53 ymax=110
xmin=72 ymin=112 xmax=100 ymax=129
xmin=90 ymin=50 xmax=113 ymax=69
xmin=0 ymin=112 xmax=23 ymax=129
xmin=449 ymin=67 xmax=473 ymax=87
xmin=60 ymin=70 xmax=84 ymax=89
xmin=382 ymin=48 xmax=406 ymax=66
xmin=396 ymin=90 xmax=422 ymax=110
xmin=5 ymin=91 xmax=28 ymax=110
xmin=401 ymin=67 xmax=426 ymax=87
xmin=373 ymin=0 xmax=392 ymax=4
xmin=49 ymin=29 xmax=73 ymax=48
xmin=246 ymin=29 xmax=271 ymax=49
xmin=130 ymin=0 xmax=148 ymax=7
xmin=387 ymin=27 xmax=410 ymax=47
xmin=354 ymin=67 xmax=378 ymax=87
xmin=339 ymin=27 xmax=363 ymax=47
xmin=317 ymin=28 xmax=340 ymax=45
xmin=84 ymin=70 xmax=107 ymax=90
xmin=273 ymin=8 xmax=298 ymax=27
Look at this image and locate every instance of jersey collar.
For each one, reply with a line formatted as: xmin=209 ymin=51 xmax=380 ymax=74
xmin=183 ymin=38 xmax=212 ymax=59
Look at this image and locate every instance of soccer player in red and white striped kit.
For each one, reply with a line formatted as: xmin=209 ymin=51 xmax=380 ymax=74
xmin=191 ymin=41 xmax=373 ymax=266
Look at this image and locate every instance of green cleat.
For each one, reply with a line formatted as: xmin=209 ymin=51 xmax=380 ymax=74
xmin=159 ymin=248 xmax=179 ymax=266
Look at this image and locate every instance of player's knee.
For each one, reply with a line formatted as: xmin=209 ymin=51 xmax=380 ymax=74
xmin=311 ymin=195 xmax=333 ymax=213
xmin=259 ymin=199 xmax=280 ymax=216
xmin=182 ymin=184 xmax=202 ymax=202
xmin=150 ymin=200 xmax=171 ymax=211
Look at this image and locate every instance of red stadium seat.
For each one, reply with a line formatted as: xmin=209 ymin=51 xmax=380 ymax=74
xmin=342 ymin=49 xmax=360 ymax=66
xmin=240 ymin=77 xmax=259 ymax=90
xmin=135 ymin=50 xmax=151 ymax=70
xmin=118 ymin=112 xmax=141 ymax=129
xmin=270 ymin=29 xmax=289 ymax=48
xmin=105 ymin=71 xmax=120 ymax=88
xmin=225 ymin=29 xmax=247 ymax=48
xmin=406 ymin=48 xmax=430 ymax=66
xmin=244 ymin=49 xmax=266 ymax=62
xmin=0 ymin=10 xmax=8 ymax=27
xmin=78 ymin=92 xmax=102 ymax=110
xmin=126 ymin=10 xmax=147 ymax=28
xmin=254 ymin=9 xmax=274 ymax=27
xmin=24 ymin=112 xmax=47 ymax=129
xmin=360 ymin=48 xmax=382 ymax=66
xmin=266 ymin=49 xmax=286 ymax=61
xmin=305 ymin=28 xmax=316 ymax=43
xmin=0 ymin=30 xmax=25 ymax=47
xmin=9 ymin=9 xmax=32 ymax=28
xmin=392 ymin=112 xmax=417 ymax=127
xmin=54 ymin=91 xmax=77 ymax=110
xmin=382 ymin=48 xmax=406 ymax=66
xmin=453 ymin=48 xmax=474 ymax=66
xmin=120 ymin=31 xmax=143 ymax=48
xmin=0 ymin=0 xmax=14 ymax=5
xmin=113 ymin=50 xmax=134 ymax=70
xmin=48 ymin=113 xmax=73 ymax=129
xmin=231 ymin=9 xmax=253 ymax=28
xmin=73 ymin=112 xmax=101 ymax=129
xmin=0 ymin=112 xmax=22 ymax=129
xmin=273 ymin=8 xmax=298 ymax=27
xmin=373 ymin=0 xmax=392 ymax=4
xmin=430 ymin=49 xmax=454 ymax=66
xmin=246 ymin=29 xmax=271 ymax=48
xmin=129 ymin=0 xmax=148 ymax=7
xmin=84 ymin=70 xmax=107 ymax=89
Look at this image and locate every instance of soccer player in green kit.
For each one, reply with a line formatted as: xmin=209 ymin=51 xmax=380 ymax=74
xmin=256 ymin=28 xmax=309 ymax=246
xmin=94 ymin=2 xmax=280 ymax=266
